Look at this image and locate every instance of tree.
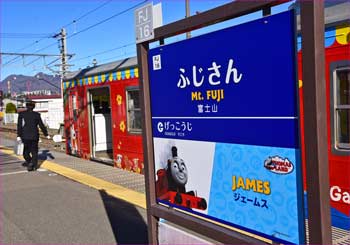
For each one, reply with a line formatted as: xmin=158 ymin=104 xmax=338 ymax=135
xmin=5 ymin=102 xmax=17 ymax=113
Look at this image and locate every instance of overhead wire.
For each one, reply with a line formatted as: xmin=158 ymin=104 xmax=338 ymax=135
xmin=2 ymin=0 xmax=148 ymax=79
xmin=70 ymin=42 xmax=135 ymax=63
xmin=25 ymin=57 xmax=42 ymax=67
xmin=45 ymin=57 xmax=61 ymax=67
xmin=2 ymin=0 xmax=114 ymax=67
xmin=0 ymin=33 xmax=54 ymax=39
xmin=63 ymin=0 xmax=148 ymax=70
xmin=67 ymin=0 xmax=148 ymax=39
xmin=76 ymin=50 xmax=136 ymax=69
xmin=98 ymin=51 xmax=136 ymax=63
xmin=4 ymin=0 xmax=148 ymax=72
xmin=2 ymin=38 xmax=48 ymax=66
xmin=22 ymin=0 xmax=147 ymax=70
xmin=60 ymin=0 xmax=113 ymax=30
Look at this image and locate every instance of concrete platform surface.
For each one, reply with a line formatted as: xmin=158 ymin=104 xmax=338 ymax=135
xmin=0 ymin=136 xmax=146 ymax=209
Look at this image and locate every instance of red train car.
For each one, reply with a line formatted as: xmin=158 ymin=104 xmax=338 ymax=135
xmin=63 ymin=57 xmax=144 ymax=174
xmin=297 ymin=19 xmax=350 ymax=230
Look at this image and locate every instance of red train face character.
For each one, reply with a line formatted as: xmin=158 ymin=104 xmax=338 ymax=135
xmin=166 ymin=146 xmax=187 ymax=193
xmin=169 ymin=156 xmax=188 ymax=187
xmin=156 ymin=146 xmax=207 ymax=211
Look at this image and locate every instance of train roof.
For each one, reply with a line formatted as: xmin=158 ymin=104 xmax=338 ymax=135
xmin=290 ymin=0 xmax=350 ymax=30
xmin=64 ymin=56 xmax=137 ymax=81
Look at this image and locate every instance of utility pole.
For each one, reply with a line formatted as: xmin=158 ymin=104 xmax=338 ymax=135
xmin=26 ymin=81 xmax=31 ymax=94
xmin=186 ymin=0 xmax=191 ymax=39
xmin=61 ymin=28 xmax=68 ymax=77
xmin=7 ymin=81 xmax=11 ymax=96
xmin=53 ymin=28 xmax=68 ymax=97
xmin=56 ymin=28 xmax=68 ymax=78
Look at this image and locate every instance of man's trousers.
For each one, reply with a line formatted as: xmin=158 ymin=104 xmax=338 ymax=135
xmin=22 ymin=139 xmax=39 ymax=169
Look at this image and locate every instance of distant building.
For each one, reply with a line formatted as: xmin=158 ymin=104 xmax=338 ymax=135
xmin=27 ymin=94 xmax=63 ymax=129
xmin=2 ymin=94 xmax=63 ymax=129
xmin=22 ymin=89 xmax=52 ymax=96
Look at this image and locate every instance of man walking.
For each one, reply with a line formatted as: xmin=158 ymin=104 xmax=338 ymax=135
xmin=17 ymin=100 xmax=50 ymax=171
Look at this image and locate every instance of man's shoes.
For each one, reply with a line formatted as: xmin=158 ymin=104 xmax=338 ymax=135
xmin=22 ymin=162 xmax=29 ymax=167
xmin=27 ymin=165 xmax=37 ymax=171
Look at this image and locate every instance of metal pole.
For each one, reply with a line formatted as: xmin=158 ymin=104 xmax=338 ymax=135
xmin=61 ymin=28 xmax=67 ymax=77
xmin=7 ymin=81 xmax=11 ymax=96
xmin=186 ymin=0 xmax=191 ymax=39
xmin=300 ymin=0 xmax=332 ymax=244
xmin=137 ymin=42 xmax=158 ymax=245
xmin=262 ymin=7 xmax=271 ymax=16
xmin=60 ymin=28 xmax=67 ymax=98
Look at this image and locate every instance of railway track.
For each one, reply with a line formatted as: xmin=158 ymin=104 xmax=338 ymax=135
xmin=0 ymin=124 xmax=66 ymax=152
xmin=0 ymin=126 xmax=18 ymax=133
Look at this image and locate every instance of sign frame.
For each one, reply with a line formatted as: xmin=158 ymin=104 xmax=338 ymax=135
xmin=137 ymin=1 xmax=331 ymax=244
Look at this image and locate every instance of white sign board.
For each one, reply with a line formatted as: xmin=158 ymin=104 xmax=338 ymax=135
xmin=135 ymin=3 xmax=154 ymax=43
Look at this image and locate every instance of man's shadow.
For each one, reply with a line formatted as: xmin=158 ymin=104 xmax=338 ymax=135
xmin=38 ymin=150 xmax=55 ymax=167
xmin=21 ymin=150 xmax=55 ymax=168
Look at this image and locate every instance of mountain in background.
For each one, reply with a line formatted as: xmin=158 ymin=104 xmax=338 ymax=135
xmin=0 ymin=72 xmax=61 ymax=95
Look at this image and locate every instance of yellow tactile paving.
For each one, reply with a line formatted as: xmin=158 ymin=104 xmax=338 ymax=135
xmin=0 ymin=146 xmax=146 ymax=209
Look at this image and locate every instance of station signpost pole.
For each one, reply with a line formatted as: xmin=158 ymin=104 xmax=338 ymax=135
xmin=300 ymin=1 xmax=332 ymax=244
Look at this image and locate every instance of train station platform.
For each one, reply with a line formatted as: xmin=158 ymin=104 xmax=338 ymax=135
xmin=1 ymin=135 xmax=349 ymax=245
xmin=0 ymin=136 xmax=146 ymax=209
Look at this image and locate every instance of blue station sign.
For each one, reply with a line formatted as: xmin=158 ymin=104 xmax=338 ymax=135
xmin=148 ymin=10 xmax=305 ymax=244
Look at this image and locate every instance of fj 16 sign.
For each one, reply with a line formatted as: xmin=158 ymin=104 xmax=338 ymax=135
xmin=148 ymin=10 xmax=305 ymax=245
xmin=134 ymin=3 xmax=154 ymax=44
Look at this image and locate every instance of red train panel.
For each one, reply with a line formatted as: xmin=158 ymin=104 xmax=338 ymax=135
xmin=298 ymin=24 xmax=350 ymax=230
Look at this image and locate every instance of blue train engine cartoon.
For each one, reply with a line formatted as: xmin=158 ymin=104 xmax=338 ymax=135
xmin=156 ymin=146 xmax=207 ymax=210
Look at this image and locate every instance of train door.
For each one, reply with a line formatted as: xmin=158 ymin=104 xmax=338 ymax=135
xmin=77 ymin=86 xmax=90 ymax=159
xmin=67 ymin=89 xmax=80 ymax=155
xmin=88 ymin=87 xmax=113 ymax=164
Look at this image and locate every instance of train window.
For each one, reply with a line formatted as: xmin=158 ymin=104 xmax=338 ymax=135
xmin=92 ymin=95 xmax=110 ymax=114
xmin=72 ymin=95 xmax=78 ymax=122
xmin=126 ymin=88 xmax=142 ymax=133
xmin=72 ymin=95 xmax=77 ymax=110
xmin=334 ymin=67 xmax=350 ymax=151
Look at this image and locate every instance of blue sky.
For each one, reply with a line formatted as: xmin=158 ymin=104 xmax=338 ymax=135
xmin=0 ymin=0 xmax=293 ymax=81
